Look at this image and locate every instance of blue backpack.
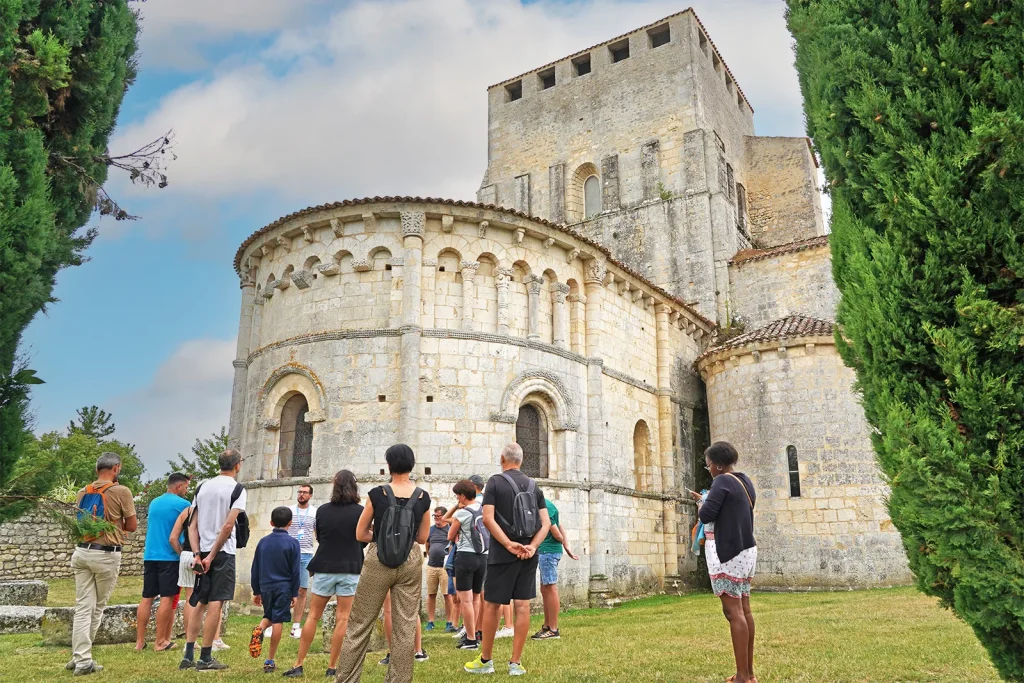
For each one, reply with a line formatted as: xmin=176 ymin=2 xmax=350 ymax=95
xmin=77 ymin=481 xmax=116 ymax=541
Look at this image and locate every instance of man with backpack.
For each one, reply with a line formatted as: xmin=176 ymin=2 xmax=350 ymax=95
xmin=465 ymin=443 xmax=550 ymax=677
xmin=179 ymin=449 xmax=248 ymax=672
xmin=68 ymin=452 xmax=137 ymax=677
xmin=448 ymin=480 xmax=488 ymax=650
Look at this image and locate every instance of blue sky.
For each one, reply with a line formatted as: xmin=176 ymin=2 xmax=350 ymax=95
xmin=23 ymin=0 xmax=814 ymax=474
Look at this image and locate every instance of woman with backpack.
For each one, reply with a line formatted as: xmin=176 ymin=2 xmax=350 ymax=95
xmin=331 ymin=445 xmax=431 ymax=683
xmin=693 ymin=441 xmax=758 ymax=683
xmin=448 ymin=479 xmax=487 ymax=650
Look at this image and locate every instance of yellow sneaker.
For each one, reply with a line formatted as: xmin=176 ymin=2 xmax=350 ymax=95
xmin=464 ymin=655 xmax=495 ymax=674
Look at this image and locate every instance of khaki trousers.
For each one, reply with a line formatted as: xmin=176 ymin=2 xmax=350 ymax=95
xmin=70 ymin=547 xmax=121 ymax=666
xmin=335 ymin=543 xmax=422 ymax=683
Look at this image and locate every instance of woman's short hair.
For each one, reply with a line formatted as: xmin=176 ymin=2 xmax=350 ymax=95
xmin=385 ymin=444 xmax=415 ymax=474
xmin=330 ymin=469 xmax=360 ymax=505
xmin=452 ymin=479 xmax=476 ymax=500
xmin=705 ymin=441 xmax=739 ymax=467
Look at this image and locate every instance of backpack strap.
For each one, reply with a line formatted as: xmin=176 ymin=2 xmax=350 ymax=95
xmin=500 ymin=472 xmax=523 ymax=494
xmin=230 ymin=482 xmax=243 ymax=505
xmin=725 ymin=473 xmax=754 ymax=509
xmin=403 ymin=487 xmax=423 ymax=510
xmin=382 ymin=485 xmax=398 ymax=509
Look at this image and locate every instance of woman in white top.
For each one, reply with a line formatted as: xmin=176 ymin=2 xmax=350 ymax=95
xmin=448 ymin=479 xmax=486 ymax=650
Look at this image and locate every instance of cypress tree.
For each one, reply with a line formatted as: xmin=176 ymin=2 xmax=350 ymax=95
xmin=0 ymin=1 xmax=139 ymax=497
xmin=786 ymin=1 xmax=1023 ymax=678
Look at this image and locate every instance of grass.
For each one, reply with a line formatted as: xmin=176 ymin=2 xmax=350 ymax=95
xmin=6 ymin=586 xmax=999 ymax=681
xmin=45 ymin=576 xmax=144 ymax=607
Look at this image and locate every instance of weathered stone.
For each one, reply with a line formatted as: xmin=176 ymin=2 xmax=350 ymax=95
xmin=0 ymin=580 xmax=48 ymax=606
xmin=40 ymin=600 xmax=229 ymax=646
xmin=321 ymin=602 xmax=386 ymax=653
xmin=0 ymin=605 xmax=45 ymax=634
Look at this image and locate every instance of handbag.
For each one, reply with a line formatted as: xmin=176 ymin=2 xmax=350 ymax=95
xmin=725 ymin=473 xmax=754 ymax=508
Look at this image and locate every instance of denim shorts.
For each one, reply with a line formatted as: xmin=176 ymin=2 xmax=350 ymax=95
xmin=538 ymin=552 xmax=561 ymax=586
xmin=299 ymin=553 xmax=313 ymax=589
xmin=311 ymin=572 xmax=360 ymax=597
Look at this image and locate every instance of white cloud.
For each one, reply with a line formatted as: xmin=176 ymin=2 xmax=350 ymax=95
xmin=111 ymin=338 xmax=236 ymax=473
xmin=114 ymin=0 xmax=804 ymax=207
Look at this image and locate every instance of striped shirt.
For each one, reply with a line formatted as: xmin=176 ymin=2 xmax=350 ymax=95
xmin=288 ymin=503 xmax=318 ymax=554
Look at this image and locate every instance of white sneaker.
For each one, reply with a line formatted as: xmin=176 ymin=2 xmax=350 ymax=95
xmin=211 ymin=639 xmax=230 ymax=651
xmin=495 ymin=627 xmax=515 ymax=639
xmin=290 ymin=623 xmax=302 ymax=639
xmin=451 ymin=627 xmax=466 ymax=639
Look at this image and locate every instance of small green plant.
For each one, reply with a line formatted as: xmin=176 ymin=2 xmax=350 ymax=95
xmin=657 ymin=181 xmax=673 ymax=201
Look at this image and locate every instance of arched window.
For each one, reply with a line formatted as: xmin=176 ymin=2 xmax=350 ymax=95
xmin=633 ymin=420 xmax=652 ymax=491
xmin=516 ymin=404 xmax=549 ymax=478
xmin=584 ymin=175 xmax=601 ymax=218
xmin=787 ymin=445 xmax=800 ymax=497
xmin=279 ymin=394 xmax=313 ymax=477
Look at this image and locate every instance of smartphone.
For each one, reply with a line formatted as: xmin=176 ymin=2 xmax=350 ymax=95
xmin=193 ymin=561 xmax=205 ymax=575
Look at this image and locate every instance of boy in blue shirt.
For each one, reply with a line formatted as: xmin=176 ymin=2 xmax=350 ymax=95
xmin=249 ymin=507 xmax=300 ymax=673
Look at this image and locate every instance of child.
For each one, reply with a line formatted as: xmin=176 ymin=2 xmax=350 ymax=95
xmin=249 ymin=506 xmax=301 ymax=673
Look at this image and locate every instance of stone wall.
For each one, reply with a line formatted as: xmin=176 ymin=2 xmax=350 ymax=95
xmin=0 ymin=508 xmax=147 ymax=581
xmin=744 ymin=136 xmax=825 ymax=248
xmin=699 ymin=339 xmax=911 ymax=589
xmin=729 ymin=240 xmax=838 ymax=329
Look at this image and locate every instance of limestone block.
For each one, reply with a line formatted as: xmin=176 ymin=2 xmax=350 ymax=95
xmin=0 ymin=605 xmax=45 ymax=634
xmin=40 ymin=600 xmax=229 ymax=646
xmin=0 ymin=580 xmax=48 ymax=606
xmin=321 ymin=601 xmax=387 ymax=653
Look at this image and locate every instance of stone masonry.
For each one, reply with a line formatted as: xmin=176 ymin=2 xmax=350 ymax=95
xmin=227 ymin=9 xmax=909 ymax=598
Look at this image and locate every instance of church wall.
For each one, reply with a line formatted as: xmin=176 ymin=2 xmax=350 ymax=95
xmin=728 ymin=243 xmax=838 ymax=329
xmin=744 ymin=136 xmax=825 ymax=247
xmin=700 ymin=341 xmax=911 ymax=589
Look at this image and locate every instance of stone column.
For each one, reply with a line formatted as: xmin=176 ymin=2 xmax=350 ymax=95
xmin=526 ymin=275 xmax=543 ymax=341
xmin=460 ymin=261 xmax=479 ymax=331
xmin=495 ymin=267 xmax=512 ymax=336
xmin=655 ymin=304 xmax=680 ymax=585
xmin=399 ymin=211 xmax=424 ymax=460
xmin=583 ymin=261 xmax=608 ymax=601
xmin=567 ymin=292 xmax=586 ymax=353
xmin=229 ymin=275 xmax=256 ymax=451
xmin=551 ymin=283 xmax=570 ymax=348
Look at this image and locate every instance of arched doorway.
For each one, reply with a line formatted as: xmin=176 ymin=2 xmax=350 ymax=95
xmin=279 ymin=393 xmax=313 ymax=477
xmin=516 ymin=404 xmax=549 ymax=479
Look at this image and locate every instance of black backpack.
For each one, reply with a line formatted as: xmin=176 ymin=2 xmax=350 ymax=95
xmin=376 ymin=485 xmax=423 ymax=568
xmin=494 ymin=472 xmax=540 ymax=540
xmin=468 ymin=505 xmax=491 ymax=554
xmin=194 ymin=481 xmax=249 ymax=549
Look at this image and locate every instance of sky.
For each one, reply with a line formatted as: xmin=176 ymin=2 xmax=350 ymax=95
xmin=23 ymin=0 xmax=815 ymax=475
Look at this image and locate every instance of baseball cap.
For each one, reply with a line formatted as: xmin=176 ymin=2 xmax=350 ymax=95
xmin=468 ymin=474 xmax=486 ymax=489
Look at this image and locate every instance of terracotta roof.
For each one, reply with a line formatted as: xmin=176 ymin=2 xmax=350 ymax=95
xmin=731 ymin=235 xmax=830 ymax=265
xmin=233 ymin=196 xmax=715 ymax=330
xmin=696 ymin=315 xmax=834 ymax=363
xmin=487 ymin=8 xmax=753 ymax=113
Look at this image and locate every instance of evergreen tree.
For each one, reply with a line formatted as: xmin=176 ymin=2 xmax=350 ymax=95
xmin=786 ymin=1 xmax=1023 ymax=678
xmin=68 ymin=405 xmax=115 ymax=440
xmin=165 ymin=426 xmax=230 ymax=493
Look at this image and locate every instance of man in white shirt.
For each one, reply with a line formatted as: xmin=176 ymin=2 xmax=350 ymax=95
xmin=180 ymin=449 xmax=247 ymax=672
xmin=286 ymin=484 xmax=317 ymax=638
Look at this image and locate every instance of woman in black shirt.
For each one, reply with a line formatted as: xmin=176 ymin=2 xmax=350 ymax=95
xmin=283 ymin=470 xmax=363 ymax=678
xmin=693 ymin=441 xmax=758 ymax=683
xmin=332 ymin=444 xmax=431 ymax=683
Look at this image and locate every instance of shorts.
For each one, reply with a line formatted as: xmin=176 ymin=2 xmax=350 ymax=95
xmin=425 ymin=566 xmax=447 ymax=594
xmin=484 ymin=556 xmax=538 ymax=605
xmin=260 ymin=587 xmax=293 ymax=624
xmin=143 ymin=560 xmax=180 ymax=598
xmin=447 ymin=572 xmax=456 ymax=596
xmin=311 ymin=572 xmax=360 ymax=598
xmin=454 ymin=551 xmax=485 ymax=594
xmin=189 ymin=552 xmax=236 ymax=605
xmin=299 ymin=553 xmax=313 ymax=590
xmin=538 ymin=552 xmax=561 ymax=586
xmin=178 ymin=552 xmax=196 ymax=589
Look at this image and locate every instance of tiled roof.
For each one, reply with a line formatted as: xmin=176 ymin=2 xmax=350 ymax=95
xmin=697 ymin=315 xmax=834 ymax=362
xmin=233 ymin=196 xmax=715 ymax=330
xmin=731 ymin=235 xmax=830 ymax=265
xmin=487 ymin=8 xmax=753 ymax=112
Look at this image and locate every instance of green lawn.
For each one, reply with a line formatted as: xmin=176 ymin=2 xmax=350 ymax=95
xmin=7 ymin=587 xmax=999 ymax=681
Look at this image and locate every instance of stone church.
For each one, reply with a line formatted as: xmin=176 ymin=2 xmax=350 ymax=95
xmin=229 ymin=9 xmax=910 ymax=606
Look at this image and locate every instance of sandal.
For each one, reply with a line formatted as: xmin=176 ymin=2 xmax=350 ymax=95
xmin=155 ymin=642 xmax=177 ymax=652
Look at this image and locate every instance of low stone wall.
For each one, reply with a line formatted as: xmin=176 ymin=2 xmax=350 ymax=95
xmin=0 ymin=580 xmax=48 ymax=606
xmin=0 ymin=509 xmax=148 ymax=581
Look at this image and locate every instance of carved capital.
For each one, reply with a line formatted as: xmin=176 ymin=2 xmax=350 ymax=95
xmin=552 ymin=282 xmax=570 ymax=303
xmin=567 ymin=293 xmax=586 ymax=305
xmin=400 ymin=211 xmax=425 ymax=237
xmin=526 ymin=274 xmax=543 ymax=295
xmin=301 ymin=225 xmax=315 ymax=243
xmin=330 ymin=218 xmax=344 ymax=237
xmin=291 ymin=269 xmax=313 ymax=289
xmin=261 ymin=417 xmax=281 ymax=431
xmin=317 ymin=263 xmax=340 ymax=276
xmin=240 ymin=271 xmax=256 ymax=289
xmin=566 ymin=247 xmax=580 ymax=263
xmin=441 ymin=215 xmax=455 ymax=233
xmin=461 ymin=261 xmax=480 ymax=276
xmin=656 ymin=303 xmax=673 ymax=316
xmin=585 ymin=259 xmax=607 ymax=284
xmin=478 ymin=220 xmax=489 ymax=238
xmin=253 ymin=294 xmax=265 ymax=305
xmin=496 ymin=266 xmax=512 ymax=285
xmin=352 ymin=259 xmax=372 ymax=272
